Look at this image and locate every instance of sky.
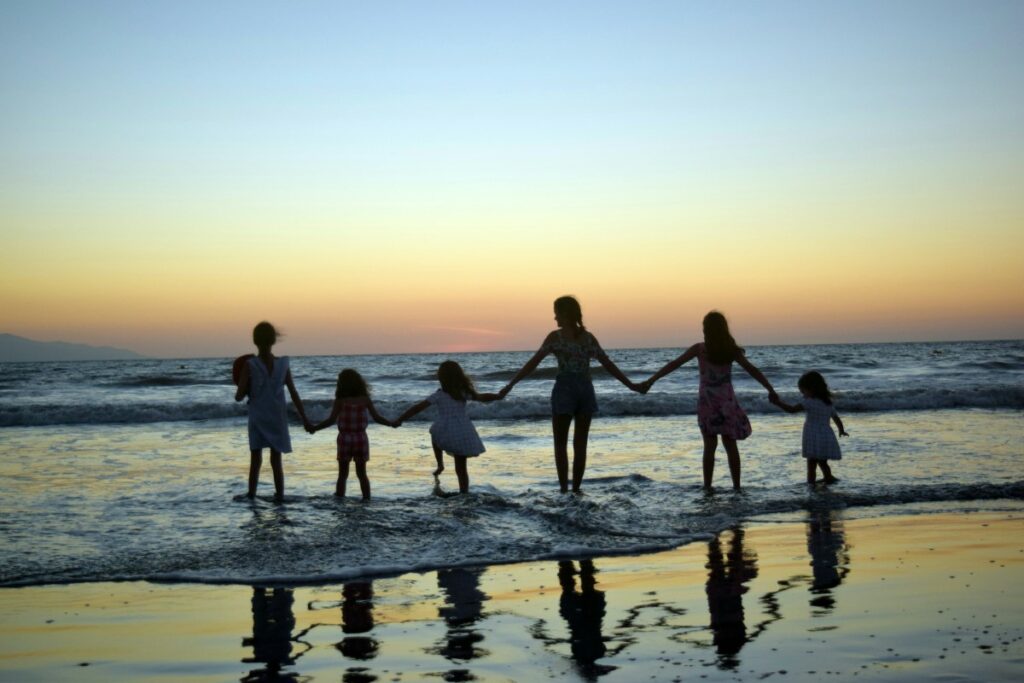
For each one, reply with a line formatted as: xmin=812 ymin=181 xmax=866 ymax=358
xmin=1 ymin=1 xmax=1022 ymax=357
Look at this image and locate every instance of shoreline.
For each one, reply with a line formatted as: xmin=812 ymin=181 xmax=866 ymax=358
xmin=2 ymin=508 xmax=1022 ymax=682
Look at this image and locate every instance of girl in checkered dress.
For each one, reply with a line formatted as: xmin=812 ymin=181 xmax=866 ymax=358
xmin=395 ymin=361 xmax=503 ymax=494
xmin=310 ymin=369 xmax=396 ymax=500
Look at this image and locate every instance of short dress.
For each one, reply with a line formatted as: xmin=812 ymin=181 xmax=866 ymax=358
xmin=247 ymin=355 xmax=292 ymax=453
xmin=336 ymin=402 xmax=370 ymax=464
xmin=543 ymin=330 xmax=605 ymax=416
xmin=696 ymin=344 xmax=752 ymax=440
xmin=802 ymin=398 xmax=842 ymax=460
xmin=428 ymin=390 xmax=486 ymax=457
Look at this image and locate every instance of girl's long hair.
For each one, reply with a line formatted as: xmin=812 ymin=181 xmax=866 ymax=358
xmin=798 ymin=371 xmax=833 ymax=405
xmin=554 ymin=295 xmax=585 ymax=332
xmin=703 ymin=311 xmax=742 ymax=365
xmin=438 ymin=360 xmax=475 ymax=402
xmin=335 ymin=368 xmax=370 ymax=399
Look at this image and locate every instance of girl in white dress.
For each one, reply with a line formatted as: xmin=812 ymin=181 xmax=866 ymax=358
xmin=395 ymin=361 xmax=503 ymax=493
xmin=771 ymin=371 xmax=849 ymax=485
xmin=234 ymin=322 xmax=312 ymax=500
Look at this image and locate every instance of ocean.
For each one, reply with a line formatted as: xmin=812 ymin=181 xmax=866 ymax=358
xmin=1 ymin=340 xmax=1021 ymax=587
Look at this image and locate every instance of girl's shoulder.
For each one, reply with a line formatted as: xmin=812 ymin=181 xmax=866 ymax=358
xmin=542 ymin=330 xmax=562 ymax=347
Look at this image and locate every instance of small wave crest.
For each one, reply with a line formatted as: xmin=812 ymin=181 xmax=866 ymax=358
xmin=3 ymin=384 xmax=1023 ymax=427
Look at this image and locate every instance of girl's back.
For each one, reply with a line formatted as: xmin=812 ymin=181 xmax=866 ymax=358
xmin=336 ymin=398 xmax=369 ymax=433
xmin=803 ymin=398 xmax=835 ymax=424
xmin=249 ymin=356 xmax=288 ymax=407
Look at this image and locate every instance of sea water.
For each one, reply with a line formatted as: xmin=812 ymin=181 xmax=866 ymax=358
xmin=0 ymin=340 xmax=1021 ymax=586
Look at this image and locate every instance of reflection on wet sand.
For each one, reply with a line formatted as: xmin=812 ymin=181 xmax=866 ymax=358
xmin=337 ymin=581 xmax=379 ymax=661
xmin=806 ymin=510 xmax=850 ymax=613
xmin=558 ymin=559 xmax=615 ymax=679
xmin=434 ymin=567 xmax=488 ymax=679
xmin=704 ymin=527 xmax=759 ymax=669
xmin=232 ymin=520 xmax=855 ymax=680
xmin=241 ymin=587 xmax=302 ymax=682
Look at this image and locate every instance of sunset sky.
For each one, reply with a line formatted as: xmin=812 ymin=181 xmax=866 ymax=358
xmin=2 ymin=1 xmax=1022 ymax=357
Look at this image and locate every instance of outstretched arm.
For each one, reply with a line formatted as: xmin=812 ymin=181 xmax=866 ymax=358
xmin=832 ymin=412 xmax=849 ymax=436
xmin=641 ymin=344 xmax=699 ymax=391
xmin=310 ymin=400 xmax=341 ymax=433
xmin=285 ymin=370 xmax=312 ymax=429
xmin=598 ymin=352 xmax=634 ymax=389
xmin=735 ymin=352 xmax=778 ymax=400
xmin=500 ymin=335 xmax=554 ymax=397
xmin=395 ymin=399 xmax=431 ymax=426
xmin=366 ymin=398 xmax=396 ymax=427
xmin=770 ymin=396 xmax=804 ymax=414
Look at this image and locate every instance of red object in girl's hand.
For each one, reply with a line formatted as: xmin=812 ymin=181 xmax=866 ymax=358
xmin=232 ymin=354 xmax=254 ymax=385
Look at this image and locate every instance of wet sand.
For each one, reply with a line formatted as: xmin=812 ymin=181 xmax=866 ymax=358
xmin=1 ymin=509 xmax=1022 ymax=682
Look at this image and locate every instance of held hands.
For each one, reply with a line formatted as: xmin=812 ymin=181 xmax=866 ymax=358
xmin=839 ymin=428 xmax=850 ymax=437
xmin=303 ymin=418 xmax=315 ymax=434
xmin=636 ymin=379 xmax=653 ymax=395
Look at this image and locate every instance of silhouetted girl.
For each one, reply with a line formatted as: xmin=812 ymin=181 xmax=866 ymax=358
xmin=501 ymin=296 xmax=641 ymax=493
xmin=234 ymin=321 xmax=311 ymax=500
xmin=310 ymin=369 xmax=395 ymax=499
xmin=770 ymin=371 xmax=848 ymax=485
xmin=640 ymin=311 xmax=777 ymax=490
xmin=396 ymin=360 xmax=501 ymax=493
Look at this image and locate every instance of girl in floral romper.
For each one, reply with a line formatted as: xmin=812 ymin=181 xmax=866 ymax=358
xmin=310 ymin=369 xmax=396 ymax=499
xmin=640 ymin=311 xmax=779 ymax=490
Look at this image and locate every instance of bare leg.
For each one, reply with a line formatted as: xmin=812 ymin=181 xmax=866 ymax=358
xmin=571 ymin=412 xmax=593 ymax=493
xmin=354 ymin=460 xmax=371 ymax=500
xmin=269 ymin=450 xmax=284 ymax=499
xmin=701 ymin=433 xmax=718 ymax=489
xmin=721 ymin=436 xmax=741 ymax=490
xmin=336 ymin=459 xmax=350 ymax=497
xmin=454 ymin=456 xmax=469 ymax=493
xmin=432 ymin=440 xmax=445 ymax=476
xmin=552 ymin=414 xmax=573 ymax=493
xmin=807 ymin=459 xmax=817 ymax=485
xmin=820 ymin=461 xmax=837 ymax=484
xmin=248 ymin=449 xmax=262 ymax=498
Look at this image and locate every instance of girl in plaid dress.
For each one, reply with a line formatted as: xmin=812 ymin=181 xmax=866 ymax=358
xmin=396 ymin=361 xmax=502 ymax=494
xmin=639 ymin=312 xmax=779 ymax=491
xmin=310 ymin=369 xmax=396 ymax=499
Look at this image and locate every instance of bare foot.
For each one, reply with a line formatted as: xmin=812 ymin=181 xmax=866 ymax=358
xmin=824 ymin=476 xmax=839 ymax=485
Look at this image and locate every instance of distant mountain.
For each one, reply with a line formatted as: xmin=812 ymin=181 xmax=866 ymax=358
xmin=0 ymin=333 xmax=146 ymax=362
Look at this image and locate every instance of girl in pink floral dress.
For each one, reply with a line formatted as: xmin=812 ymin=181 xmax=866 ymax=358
xmin=640 ymin=312 xmax=779 ymax=490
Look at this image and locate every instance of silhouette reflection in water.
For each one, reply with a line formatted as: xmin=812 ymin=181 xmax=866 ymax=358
xmin=705 ymin=527 xmax=759 ymax=669
xmin=336 ymin=581 xmax=379 ymax=662
xmin=241 ymin=587 xmax=300 ymax=682
xmin=433 ymin=567 xmax=488 ymax=679
xmin=806 ymin=510 xmax=850 ymax=613
xmin=558 ymin=559 xmax=615 ymax=679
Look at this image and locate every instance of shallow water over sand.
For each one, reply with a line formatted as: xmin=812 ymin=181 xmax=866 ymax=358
xmin=1 ymin=510 xmax=1022 ymax=682
xmin=0 ymin=409 xmax=1021 ymax=586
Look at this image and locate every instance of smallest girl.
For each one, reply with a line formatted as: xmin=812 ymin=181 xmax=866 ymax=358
xmin=395 ymin=360 xmax=502 ymax=494
xmin=310 ymin=369 xmax=396 ymax=500
xmin=771 ymin=371 xmax=849 ymax=485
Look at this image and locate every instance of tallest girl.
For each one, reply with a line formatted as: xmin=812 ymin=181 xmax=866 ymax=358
xmin=500 ymin=296 xmax=641 ymax=493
